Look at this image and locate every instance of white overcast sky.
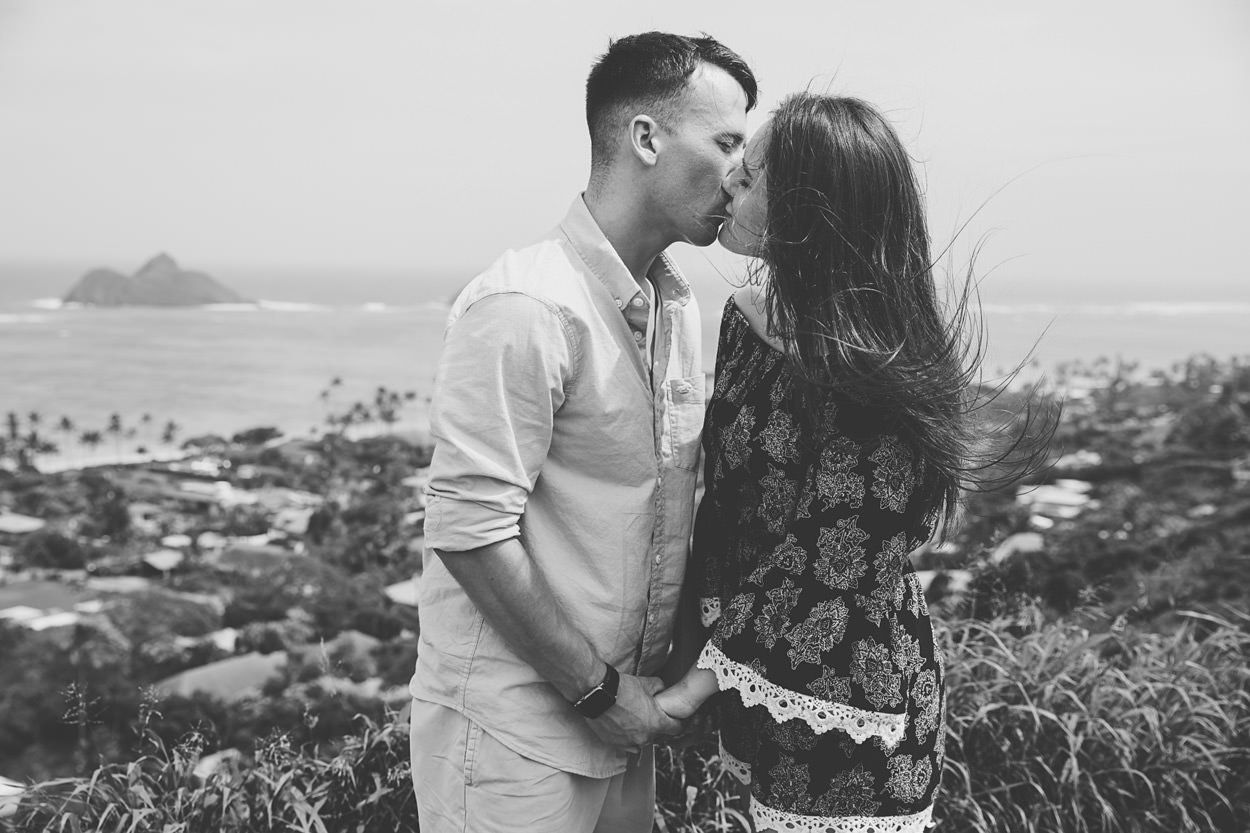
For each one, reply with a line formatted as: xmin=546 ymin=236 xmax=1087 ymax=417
xmin=1 ymin=0 xmax=1247 ymax=301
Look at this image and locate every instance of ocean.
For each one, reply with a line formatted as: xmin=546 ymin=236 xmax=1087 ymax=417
xmin=2 ymin=262 xmax=1248 ymax=456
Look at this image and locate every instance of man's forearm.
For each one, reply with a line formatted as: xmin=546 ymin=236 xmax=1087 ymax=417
xmin=433 ymin=538 xmax=603 ymax=701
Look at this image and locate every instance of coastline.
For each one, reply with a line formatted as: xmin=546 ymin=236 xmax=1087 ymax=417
xmin=19 ymin=416 xmax=434 ymax=476
xmin=2 ymin=292 xmax=1248 ymax=456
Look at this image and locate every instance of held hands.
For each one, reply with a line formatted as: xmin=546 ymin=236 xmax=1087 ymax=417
xmin=655 ymin=667 xmax=719 ymax=721
xmin=584 ymin=669 xmax=720 ymax=751
xmin=585 ymin=675 xmax=682 ymax=752
xmin=653 ymin=679 xmax=704 ymax=720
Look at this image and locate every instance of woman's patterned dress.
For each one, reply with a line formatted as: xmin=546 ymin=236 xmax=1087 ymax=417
xmin=691 ymin=299 xmax=945 ymax=832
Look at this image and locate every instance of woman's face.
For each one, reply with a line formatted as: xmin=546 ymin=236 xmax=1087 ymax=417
xmin=717 ymin=121 xmax=770 ymax=257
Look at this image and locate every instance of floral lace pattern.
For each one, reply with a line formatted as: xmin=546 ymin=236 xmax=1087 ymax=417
xmin=719 ymin=740 xmax=753 ymax=785
xmin=750 ymin=797 xmax=935 ymax=833
xmin=700 ymin=597 xmax=722 ymax=628
xmin=698 ymin=643 xmax=905 ymax=749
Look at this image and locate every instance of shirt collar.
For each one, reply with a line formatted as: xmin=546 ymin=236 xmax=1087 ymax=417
xmin=558 ymin=195 xmax=691 ymax=311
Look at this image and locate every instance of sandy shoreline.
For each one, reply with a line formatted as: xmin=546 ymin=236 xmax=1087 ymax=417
xmin=22 ymin=416 xmax=434 ymax=475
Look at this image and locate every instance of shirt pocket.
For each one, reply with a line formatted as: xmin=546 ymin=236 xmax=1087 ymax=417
xmin=664 ymin=375 xmax=706 ymax=472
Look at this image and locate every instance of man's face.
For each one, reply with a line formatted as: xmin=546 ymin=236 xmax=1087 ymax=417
xmin=719 ymin=120 xmax=770 ymax=257
xmin=651 ymin=64 xmax=749 ymax=248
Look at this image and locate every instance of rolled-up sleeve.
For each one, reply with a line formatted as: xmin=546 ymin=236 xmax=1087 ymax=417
xmin=423 ymin=291 xmax=576 ymax=552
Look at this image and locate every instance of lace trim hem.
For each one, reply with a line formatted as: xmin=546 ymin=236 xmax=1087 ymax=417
xmin=718 ymin=739 xmax=752 ymax=785
xmin=700 ymin=597 xmax=721 ymax=628
xmin=697 ymin=643 xmax=905 ymax=749
xmin=750 ymin=797 xmax=935 ymax=833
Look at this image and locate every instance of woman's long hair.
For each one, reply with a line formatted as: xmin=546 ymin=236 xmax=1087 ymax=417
xmin=756 ymin=93 xmax=1049 ymax=530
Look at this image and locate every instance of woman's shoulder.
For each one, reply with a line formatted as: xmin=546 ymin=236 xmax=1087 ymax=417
xmin=730 ymin=285 xmax=785 ymax=353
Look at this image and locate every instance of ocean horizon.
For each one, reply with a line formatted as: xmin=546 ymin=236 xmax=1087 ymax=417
xmin=3 ymin=262 xmax=1248 ymax=449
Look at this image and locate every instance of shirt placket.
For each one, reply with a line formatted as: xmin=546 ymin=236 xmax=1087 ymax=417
xmin=635 ymin=291 xmax=676 ymax=671
xmin=617 ymin=291 xmax=650 ymax=364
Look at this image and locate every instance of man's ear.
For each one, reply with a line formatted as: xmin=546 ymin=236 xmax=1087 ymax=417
xmin=628 ymin=115 xmax=661 ymax=167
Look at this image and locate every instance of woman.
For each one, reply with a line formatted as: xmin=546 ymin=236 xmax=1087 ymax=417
xmin=657 ymin=94 xmax=987 ymax=832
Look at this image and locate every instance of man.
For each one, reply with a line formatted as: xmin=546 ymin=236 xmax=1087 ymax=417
xmin=410 ymin=32 xmax=757 ymax=832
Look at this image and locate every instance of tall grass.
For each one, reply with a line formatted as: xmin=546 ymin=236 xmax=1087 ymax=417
xmin=938 ymin=610 xmax=1250 ymax=832
xmin=10 ymin=716 xmax=418 ymax=833
xmin=10 ymin=613 xmax=1248 ymax=832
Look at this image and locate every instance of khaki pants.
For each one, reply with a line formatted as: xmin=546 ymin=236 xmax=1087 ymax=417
xmin=409 ymin=698 xmax=655 ymax=833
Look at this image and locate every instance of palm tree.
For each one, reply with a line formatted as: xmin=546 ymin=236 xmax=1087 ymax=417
xmin=106 ymin=413 xmax=123 ymax=460
xmin=349 ymin=401 xmax=372 ymax=433
xmin=57 ymin=416 xmax=77 ymax=466
xmin=5 ymin=412 xmax=19 ymax=444
xmin=319 ymin=376 xmax=345 ymax=431
xmin=374 ymin=386 xmax=404 ymax=434
xmin=161 ymin=420 xmax=180 ymax=447
xmin=80 ymin=430 xmax=104 ymax=460
xmin=30 ymin=435 xmax=58 ymax=457
xmin=138 ymin=412 xmax=154 ymax=451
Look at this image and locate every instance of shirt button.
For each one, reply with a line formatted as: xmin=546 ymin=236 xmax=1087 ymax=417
xmin=634 ymin=331 xmax=644 ymax=342
xmin=654 ymin=554 xmax=661 ymax=564
xmin=615 ymin=298 xmax=624 ymax=309
xmin=631 ymin=297 xmax=645 ymax=308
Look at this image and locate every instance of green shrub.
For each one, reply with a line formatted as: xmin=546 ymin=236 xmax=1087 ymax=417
xmin=11 ymin=613 xmax=1249 ymax=832
xmin=13 ymin=714 xmax=418 ymax=833
xmin=105 ymin=589 xmax=222 ymax=644
xmin=14 ymin=531 xmax=84 ymax=570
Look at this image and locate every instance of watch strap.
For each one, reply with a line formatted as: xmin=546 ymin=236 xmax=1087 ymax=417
xmin=571 ymin=662 xmax=620 ymax=718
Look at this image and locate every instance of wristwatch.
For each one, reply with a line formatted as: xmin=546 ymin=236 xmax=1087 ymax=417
xmin=570 ymin=662 xmax=620 ymax=718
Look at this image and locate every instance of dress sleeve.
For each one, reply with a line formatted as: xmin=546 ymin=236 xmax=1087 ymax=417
xmin=688 ymin=297 xmax=746 ymax=629
xmin=691 ymin=481 xmax=725 ymax=628
xmin=697 ymin=419 xmax=930 ymax=750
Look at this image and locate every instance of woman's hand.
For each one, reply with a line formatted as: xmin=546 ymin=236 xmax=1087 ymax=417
xmin=655 ymin=667 xmax=720 ymax=719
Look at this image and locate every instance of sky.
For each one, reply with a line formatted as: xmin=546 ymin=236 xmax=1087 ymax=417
xmin=1 ymin=0 xmax=1248 ymax=303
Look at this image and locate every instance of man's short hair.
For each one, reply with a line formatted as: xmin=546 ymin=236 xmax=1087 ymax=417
xmin=585 ymin=32 xmax=758 ymax=171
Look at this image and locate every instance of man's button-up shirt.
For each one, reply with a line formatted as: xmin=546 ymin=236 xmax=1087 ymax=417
xmin=410 ymin=196 xmax=704 ymax=778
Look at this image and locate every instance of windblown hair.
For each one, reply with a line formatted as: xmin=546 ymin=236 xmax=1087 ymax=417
xmin=755 ymin=93 xmax=1049 ymax=529
xmin=585 ymin=32 xmax=758 ymax=171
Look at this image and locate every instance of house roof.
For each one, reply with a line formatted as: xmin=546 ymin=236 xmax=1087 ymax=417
xmin=29 ymin=611 xmax=79 ymax=631
xmin=0 ymin=605 xmax=42 ymax=623
xmin=142 ymin=549 xmax=185 ymax=572
xmin=0 ymin=513 xmax=45 ymax=534
xmin=154 ymin=651 xmax=288 ymax=703
xmin=384 ymin=578 xmax=419 ymax=608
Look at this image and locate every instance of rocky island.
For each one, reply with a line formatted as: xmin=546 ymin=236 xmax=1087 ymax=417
xmin=63 ymin=254 xmax=249 ymax=306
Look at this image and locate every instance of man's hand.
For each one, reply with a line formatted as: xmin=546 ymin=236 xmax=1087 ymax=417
xmin=585 ymin=675 xmax=682 ymax=752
